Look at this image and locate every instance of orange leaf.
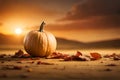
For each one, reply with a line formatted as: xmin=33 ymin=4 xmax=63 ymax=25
xmin=76 ymin=51 xmax=82 ymax=56
xmin=90 ymin=52 xmax=102 ymax=60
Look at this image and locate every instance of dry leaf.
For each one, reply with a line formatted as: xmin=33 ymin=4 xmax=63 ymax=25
xmin=75 ymin=51 xmax=82 ymax=56
xmin=106 ymin=63 xmax=117 ymax=66
xmin=90 ymin=52 xmax=102 ymax=60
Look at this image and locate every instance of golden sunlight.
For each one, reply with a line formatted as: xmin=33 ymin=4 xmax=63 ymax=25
xmin=15 ymin=28 xmax=22 ymax=35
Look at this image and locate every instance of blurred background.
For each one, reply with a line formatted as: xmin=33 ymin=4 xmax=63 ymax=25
xmin=0 ymin=0 xmax=120 ymax=51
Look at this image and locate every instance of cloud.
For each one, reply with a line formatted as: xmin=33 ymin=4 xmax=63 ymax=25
xmin=60 ymin=0 xmax=120 ymax=21
xmin=57 ymin=0 xmax=120 ymax=29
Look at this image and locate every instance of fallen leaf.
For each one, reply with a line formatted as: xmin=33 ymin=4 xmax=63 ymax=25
xmin=0 ymin=73 xmax=8 ymax=78
xmin=0 ymin=54 xmax=7 ymax=58
xmin=113 ymin=56 xmax=120 ymax=60
xmin=2 ymin=65 xmax=22 ymax=70
xmin=106 ymin=63 xmax=117 ymax=66
xmin=22 ymin=54 xmax=31 ymax=58
xmin=13 ymin=50 xmax=24 ymax=58
xmin=20 ymin=74 xmax=28 ymax=78
xmin=90 ymin=52 xmax=102 ymax=60
xmin=104 ymin=68 xmax=112 ymax=71
xmin=13 ymin=66 xmax=22 ymax=70
xmin=75 ymin=51 xmax=82 ymax=56
xmin=64 ymin=56 xmax=72 ymax=61
xmin=27 ymin=68 xmax=32 ymax=72
xmin=16 ymin=61 xmax=22 ymax=63
xmin=37 ymin=61 xmax=54 ymax=65
xmin=1 ymin=61 xmax=5 ymax=63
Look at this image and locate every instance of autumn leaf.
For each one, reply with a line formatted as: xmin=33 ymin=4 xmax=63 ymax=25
xmin=90 ymin=52 xmax=102 ymax=60
xmin=75 ymin=51 xmax=82 ymax=56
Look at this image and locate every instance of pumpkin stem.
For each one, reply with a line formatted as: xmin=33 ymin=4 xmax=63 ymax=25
xmin=39 ymin=21 xmax=45 ymax=32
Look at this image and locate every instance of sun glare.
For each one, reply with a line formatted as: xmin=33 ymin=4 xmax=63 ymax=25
xmin=15 ymin=28 xmax=22 ymax=35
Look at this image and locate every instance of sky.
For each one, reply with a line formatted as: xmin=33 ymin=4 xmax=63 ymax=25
xmin=0 ymin=0 xmax=120 ymax=42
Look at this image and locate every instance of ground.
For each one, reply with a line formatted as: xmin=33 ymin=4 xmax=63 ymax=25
xmin=0 ymin=57 xmax=120 ymax=80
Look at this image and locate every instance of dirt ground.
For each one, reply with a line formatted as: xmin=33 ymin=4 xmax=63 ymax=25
xmin=0 ymin=57 xmax=120 ymax=80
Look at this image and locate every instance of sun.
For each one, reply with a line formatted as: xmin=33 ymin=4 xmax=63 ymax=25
xmin=15 ymin=28 xmax=22 ymax=35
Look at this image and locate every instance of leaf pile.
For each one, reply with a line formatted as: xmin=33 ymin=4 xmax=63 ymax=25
xmin=104 ymin=53 xmax=120 ymax=60
xmin=12 ymin=50 xmax=31 ymax=58
xmin=0 ymin=49 xmax=110 ymax=61
xmin=0 ymin=50 xmax=31 ymax=59
xmin=48 ymin=51 xmax=102 ymax=61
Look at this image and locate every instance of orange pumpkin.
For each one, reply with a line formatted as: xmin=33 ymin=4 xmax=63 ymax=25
xmin=24 ymin=21 xmax=57 ymax=57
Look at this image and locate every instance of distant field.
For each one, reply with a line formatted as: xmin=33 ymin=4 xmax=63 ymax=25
xmin=0 ymin=45 xmax=120 ymax=55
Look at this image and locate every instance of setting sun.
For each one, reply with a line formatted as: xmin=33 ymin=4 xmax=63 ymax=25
xmin=15 ymin=28 xmax=22 ymax=35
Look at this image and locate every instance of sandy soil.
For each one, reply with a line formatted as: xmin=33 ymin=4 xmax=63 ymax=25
xmin=0 ymin=57 xmax=120 ymax=80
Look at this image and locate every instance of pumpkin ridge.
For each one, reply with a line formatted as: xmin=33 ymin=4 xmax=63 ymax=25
xmin=27 ymin=32 xmax=34 ymax=54
xmin=37 ymin=32 xmax=42 ymax=56
xmin=44 ymin=32 xmax=50 ymax=57
xmin=25 ymin=31 xmax=35 ymax=56
xmin=38 ymin=32 xmax=47 ymax=57
xmin=31 ymin=32 xmax=38 ymax=56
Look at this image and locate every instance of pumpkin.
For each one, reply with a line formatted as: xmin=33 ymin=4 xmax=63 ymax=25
xmin=24 ymin=21 xmax=57 ymax=57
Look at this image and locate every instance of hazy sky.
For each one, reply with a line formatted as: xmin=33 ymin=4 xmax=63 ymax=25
xmin=0 ymin=0 xmax=120 ymax=42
